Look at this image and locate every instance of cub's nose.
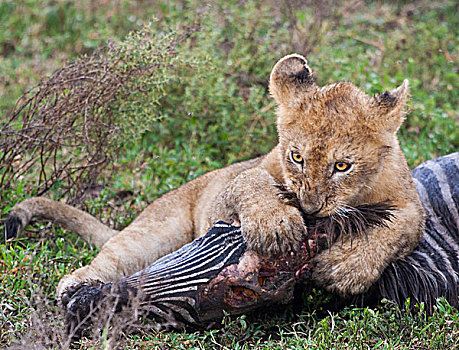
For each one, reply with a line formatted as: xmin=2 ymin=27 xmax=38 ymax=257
xmin=301 ymin=203 xmax=323 ymax=216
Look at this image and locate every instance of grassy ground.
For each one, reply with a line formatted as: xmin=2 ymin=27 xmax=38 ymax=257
xmin=1 ymin=0 xmax=458 ymax=348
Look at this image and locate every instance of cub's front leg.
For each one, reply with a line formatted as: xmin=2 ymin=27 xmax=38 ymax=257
xmin=211 ymin=167 xmax=306 ymax=256
xmin=311 ymin=202 xmax=425 ymax=296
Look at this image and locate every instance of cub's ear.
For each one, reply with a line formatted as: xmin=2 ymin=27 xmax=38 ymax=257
xmin=369 ymin=79 xmax=409 ymax=133
xmin=269 ymin=54 xmax=317 ymax=109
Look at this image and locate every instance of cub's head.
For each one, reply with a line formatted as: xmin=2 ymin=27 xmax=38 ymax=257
xmin=270 ymin=54 xmax=409 ymax=216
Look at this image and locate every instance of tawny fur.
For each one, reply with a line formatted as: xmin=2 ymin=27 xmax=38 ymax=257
xmin=6 ymin=54 xmax=425 ymax=298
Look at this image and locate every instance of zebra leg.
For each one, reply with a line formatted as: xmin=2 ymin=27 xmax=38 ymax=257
xmin=62 ymin=222 xmax=246 ymax=336
xmin=62 ymin=221 xmax=328 ymax=335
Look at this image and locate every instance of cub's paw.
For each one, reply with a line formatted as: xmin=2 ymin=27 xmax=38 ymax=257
xmin=240 ymin=204 xmax=306 ymax=257
xmin=311 ymin=252 xmax=379 ymax=297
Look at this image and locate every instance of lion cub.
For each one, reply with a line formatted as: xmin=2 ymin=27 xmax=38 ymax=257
xmin=5 ymin=54 xmax=425 ymax=298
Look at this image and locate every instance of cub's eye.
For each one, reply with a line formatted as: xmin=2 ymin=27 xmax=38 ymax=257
xmin=291 ymin=152 xmax=303 ymax=164
xmin=334 ymin=162 xmax=351 ymax=172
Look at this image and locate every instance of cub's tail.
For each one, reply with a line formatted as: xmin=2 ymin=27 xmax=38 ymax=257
xmin=3 ymin=197 xmax=118 ymax=249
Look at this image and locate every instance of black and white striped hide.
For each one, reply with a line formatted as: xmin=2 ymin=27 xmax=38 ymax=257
xmin=121 ymin=221 xmax=247 ymax=328
xmin=63 ymin=222 xmax=247 ymax=332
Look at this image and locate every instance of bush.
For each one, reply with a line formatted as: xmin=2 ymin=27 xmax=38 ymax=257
xmin=0 ymin=23 xmax=204 ymax=204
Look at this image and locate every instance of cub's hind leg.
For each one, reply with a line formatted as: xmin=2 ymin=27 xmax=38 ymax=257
xmin=56 ymin=186 xmax=196 ymax=298
xmin=5 ymin=191 xmax=196 ymax=299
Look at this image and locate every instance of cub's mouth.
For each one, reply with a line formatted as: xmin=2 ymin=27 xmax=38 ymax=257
xmin=276 ymin=184 xmax=395 ymax=244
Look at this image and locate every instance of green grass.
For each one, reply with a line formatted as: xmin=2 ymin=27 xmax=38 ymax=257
xmin=1 ymin=0 xmax=458 ymax=348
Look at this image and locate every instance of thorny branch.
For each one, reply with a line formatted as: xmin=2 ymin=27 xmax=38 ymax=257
xmin=0 ymin=24 xmax=201 ymax=206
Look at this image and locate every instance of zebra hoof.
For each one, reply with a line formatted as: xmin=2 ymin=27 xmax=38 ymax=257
xmin=62 ymin=282 xmax=110 ymax=339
